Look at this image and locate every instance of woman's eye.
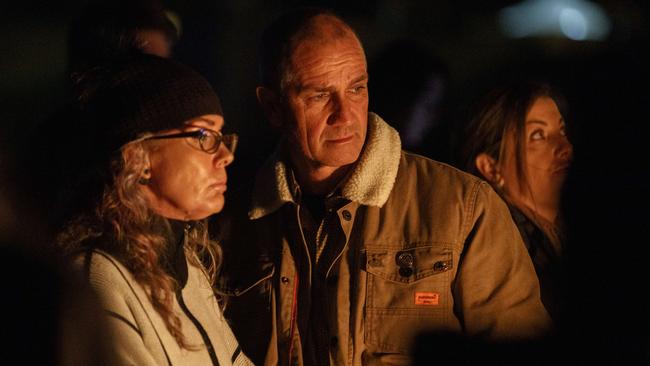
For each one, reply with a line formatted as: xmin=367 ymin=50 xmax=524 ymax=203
xmin=192 ymin=130 xmax=207 ymax=143
xmin=530 ymin=129 xmax=545 ymax=141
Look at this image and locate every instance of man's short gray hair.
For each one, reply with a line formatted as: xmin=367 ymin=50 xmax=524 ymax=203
xmin=257 ymin=7 xmax=362 ymax=93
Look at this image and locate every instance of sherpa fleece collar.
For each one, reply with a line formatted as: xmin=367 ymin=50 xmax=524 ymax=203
xmin=248 ymin=113 xmax=402 ymax=220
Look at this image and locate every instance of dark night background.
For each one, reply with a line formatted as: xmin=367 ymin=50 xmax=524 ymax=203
xmin=1 ymin=0 xmax=649 ymax=364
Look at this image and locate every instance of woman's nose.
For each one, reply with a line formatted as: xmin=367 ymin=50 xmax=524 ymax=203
xmin=214 ymin=144 xmax=234 ymax=168
xmin=555 ymin=136 xmax=573 ymax=161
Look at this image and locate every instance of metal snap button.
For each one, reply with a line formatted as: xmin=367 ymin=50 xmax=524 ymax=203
xmin=396 ymin=251 xmax=415 ymax=277
xmin=396 ymin=252 xmax=414 ymax=268
xmin=341 ymin=210 xmax=352 ymax=221
xmin=433 ymin=261 xmax=449 ymax=272
xmin=398 ymin=267 xmax=414 ymax=277
xmin=281 ymin=276 xmax=290 ymax=284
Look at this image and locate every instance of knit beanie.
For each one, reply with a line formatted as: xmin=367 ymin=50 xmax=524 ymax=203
xmin=78 ymin=54 xmax=223 ymax=154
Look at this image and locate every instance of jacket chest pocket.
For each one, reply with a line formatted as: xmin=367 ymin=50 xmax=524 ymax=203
xmin=363 ymin=245 xmax=454 ymax=353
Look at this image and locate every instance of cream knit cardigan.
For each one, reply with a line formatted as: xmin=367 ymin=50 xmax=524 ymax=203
xmin=78 ymin=249 xmax=253 ymax=366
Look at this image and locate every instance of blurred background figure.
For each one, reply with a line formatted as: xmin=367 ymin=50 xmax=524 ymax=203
xmin=1 ymin=243 xmax=114 ymax=366
xmin=369 ymin=39 xmax=452 ymax=162
xmin=22 ymin=0 xmax=181 ymax=244
xmin=2 ymin=151 xmax=113 ymax=366
xmin=67 ymin=0 xmax=180 ymax=75
xmin=460 ymin=82 xmax=573 ymax=323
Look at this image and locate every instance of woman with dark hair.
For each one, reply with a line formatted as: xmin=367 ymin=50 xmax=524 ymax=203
xmin=460 ymin=82 xmax=573 ymax=321
xmin=57 ymin=54 xmax=252 ymax=365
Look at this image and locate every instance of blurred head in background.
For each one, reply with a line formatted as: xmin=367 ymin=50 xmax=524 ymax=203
xmin=369 ymin=39 xmax=450 ymax=160
xmin=67 ymin=0 xmax=180 ymax=76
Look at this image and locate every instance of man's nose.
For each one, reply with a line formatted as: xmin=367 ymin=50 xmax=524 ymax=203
xmin=329 ymin=93 xmax=353 ymax=125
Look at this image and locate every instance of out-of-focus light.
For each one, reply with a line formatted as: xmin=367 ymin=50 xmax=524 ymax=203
xmin=498 ymin=0 xmax=611 ymax=41
xmin=559 ymin=8 xmax=587 ymax=40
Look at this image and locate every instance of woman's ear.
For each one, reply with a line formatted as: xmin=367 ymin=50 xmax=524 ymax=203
xmin=256 ymin=86 xmax=284 ymax=128
xmin=475 ymin=153 xmax=503 ymax=187
xmin=126 ymin=143 xmax=152 ymax=186
xmin=137 ymin=155 xmax=152 ymax=184
xmin=138 ymin=167 xmax=152 ymax=185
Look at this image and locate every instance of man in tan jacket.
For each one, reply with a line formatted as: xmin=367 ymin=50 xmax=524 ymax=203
xmin=215 ymin=8 xmax=552 ymax=366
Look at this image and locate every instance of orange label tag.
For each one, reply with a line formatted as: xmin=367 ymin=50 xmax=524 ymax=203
xmin=415 ymin=292 xmax=439 ymax=306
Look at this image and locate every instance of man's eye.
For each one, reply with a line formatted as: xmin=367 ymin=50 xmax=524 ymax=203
xmin=310 ymin=92 xmax=328 ymax=101
xmin=350 ymin=85 xmax=366 ymax=94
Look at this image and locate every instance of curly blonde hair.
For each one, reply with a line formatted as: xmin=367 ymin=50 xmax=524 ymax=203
xmin=58 ymin=140 xmax=221 ymax=349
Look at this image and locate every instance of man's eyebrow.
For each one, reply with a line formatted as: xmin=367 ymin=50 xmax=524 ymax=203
xmin=297 ymin=82 xmax=330 ymax=92
xmin=297 ymin=74 xmax=368 ymax=92
xmin=350 ymin=74 xmax=368 ymax=84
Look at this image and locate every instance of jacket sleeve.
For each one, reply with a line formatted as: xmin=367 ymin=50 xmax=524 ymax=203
xmin=453 ymin=181 xmax=553 ymax=340
xmin=102 ymin=298 xmax=160 ymax=366
xmin=76 ymin=254 xmax=162 ymax=366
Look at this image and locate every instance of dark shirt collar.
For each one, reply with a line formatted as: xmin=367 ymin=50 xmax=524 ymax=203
xmin=163 ymin=218 xmax=196 ymax=289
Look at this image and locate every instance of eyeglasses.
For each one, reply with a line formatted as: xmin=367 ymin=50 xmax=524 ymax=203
xmin=145 ymin=128 xmax=238 ymax=154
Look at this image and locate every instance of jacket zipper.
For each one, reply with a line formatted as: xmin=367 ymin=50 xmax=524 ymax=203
xmin=177 ymin=224 xmax=220 ymax=366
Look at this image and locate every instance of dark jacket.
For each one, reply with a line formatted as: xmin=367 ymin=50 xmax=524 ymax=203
xmin=509 ymin=205 xmax=566 ymax=322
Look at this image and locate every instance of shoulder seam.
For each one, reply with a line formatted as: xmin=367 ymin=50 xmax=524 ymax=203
xmin=462 ymin=180 xmax=484 ymax=241
xmin=105 ymin=309 xmax=142 ymax=337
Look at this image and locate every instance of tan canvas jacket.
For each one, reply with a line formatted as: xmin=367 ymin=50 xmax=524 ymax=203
xmin=215 ymin=113 xmax=552 ymax=366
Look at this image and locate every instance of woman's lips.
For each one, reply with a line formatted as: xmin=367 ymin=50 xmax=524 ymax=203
xmin=209 ymin=181 xmax=227 ymax=192
xmin=552 ymin=164 xmax=570 ymax=175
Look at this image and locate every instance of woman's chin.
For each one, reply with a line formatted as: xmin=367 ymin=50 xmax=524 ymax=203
xmin=198 ymin=197 xmax=226 ymax=219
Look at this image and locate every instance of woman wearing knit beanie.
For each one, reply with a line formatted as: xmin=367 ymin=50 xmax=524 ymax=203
xmin=57 ymin=54 xmax=253 ymax=366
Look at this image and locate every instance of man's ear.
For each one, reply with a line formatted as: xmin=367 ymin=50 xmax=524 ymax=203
xmin=475 ymin=153 xmax=503 ymax=186
xmin=256 ymin=86 xmax=284 ymax=128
